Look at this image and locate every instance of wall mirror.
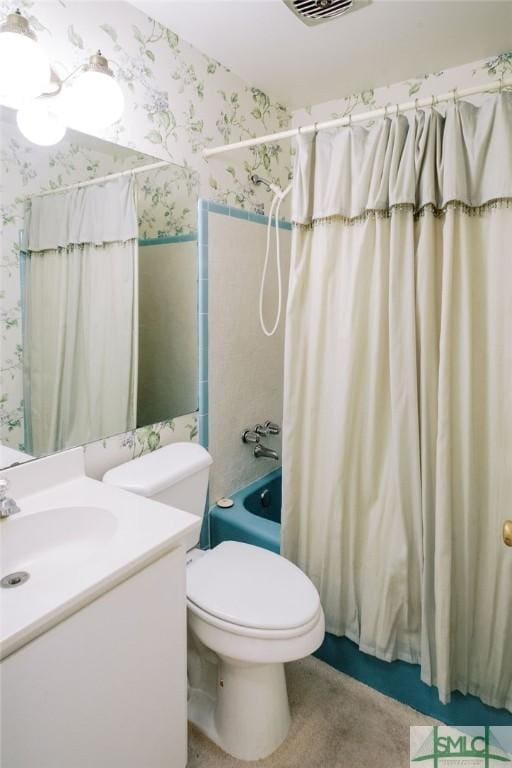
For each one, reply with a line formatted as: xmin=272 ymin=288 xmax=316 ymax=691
xmin=0 ymin=105 xmax=198 ymax=469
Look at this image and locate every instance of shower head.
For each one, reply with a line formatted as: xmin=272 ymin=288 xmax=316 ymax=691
xmin=250 ymin=174 xmax=283 ymax=196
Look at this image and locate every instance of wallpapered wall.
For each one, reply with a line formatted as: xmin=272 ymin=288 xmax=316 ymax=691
xmin=0 ymin=1 xmax=291 ymax=202
xmin=0 ymin=0 xmax=292 ymax=474
xmin=292 ymin=51 xmax=512 ymax=127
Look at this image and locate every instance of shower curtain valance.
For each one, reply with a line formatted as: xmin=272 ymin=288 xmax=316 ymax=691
xmin=292 ymin=92 xmax=512 ymax=225
xmin=27 ymin=175 xmax=138 ymax=252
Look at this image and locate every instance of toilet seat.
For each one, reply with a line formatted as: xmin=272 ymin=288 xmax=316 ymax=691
xmin=187 ymin=599 xmax=323 ymax=640
xmin=186 ymin=541 xmax=320 ymax=632
xmin=188 ymin=593 xmax=325 ymax=665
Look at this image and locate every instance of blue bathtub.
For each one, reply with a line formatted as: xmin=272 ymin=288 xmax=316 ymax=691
xmin=209 ymin=468 xmax=281 ymax=553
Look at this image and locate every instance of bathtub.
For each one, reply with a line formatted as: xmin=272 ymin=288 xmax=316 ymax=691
xmin=209 ymin=468 xmax=281 ymax=554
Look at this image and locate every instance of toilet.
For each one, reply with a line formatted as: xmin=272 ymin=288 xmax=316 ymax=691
xmin=103 ymin=442 xmax=325 ymax=761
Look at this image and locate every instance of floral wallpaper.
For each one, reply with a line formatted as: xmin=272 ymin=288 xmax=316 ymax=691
xmin=0 ymin=1 xmax=292 ymax=207
xmin=84 ymin=415 xmax=198 ymax=481
xmin=0 ymin=0 xmax=291 ymax=473
xmin=137 ymin=163 xmax=197 ymax=239
xmin=292 ymin=51 xmax=512 ymax=126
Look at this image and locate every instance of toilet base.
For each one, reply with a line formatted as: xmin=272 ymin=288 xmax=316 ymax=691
xmin=188 ymin=656 xmax=291 ymax=761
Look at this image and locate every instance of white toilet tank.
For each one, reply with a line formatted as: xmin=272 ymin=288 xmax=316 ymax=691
xmin=102 ymin=442 xmax=213 ymax=550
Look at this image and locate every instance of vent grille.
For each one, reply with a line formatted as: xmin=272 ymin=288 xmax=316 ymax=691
xmin=284 ymin=0 xmax=366 ymax=25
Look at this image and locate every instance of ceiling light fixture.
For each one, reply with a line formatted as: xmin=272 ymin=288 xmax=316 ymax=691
xmin=0 ymin=9 xmax=51 ymax=105
xmin=65 ymin=51 xmax=125 ymax=134
xmin=16 ymin=97 xmax=67 ymax=147
xmin=0 ymin=9 xmax=125 ymax=146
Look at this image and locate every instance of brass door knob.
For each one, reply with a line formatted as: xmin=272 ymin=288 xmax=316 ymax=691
xmin=503 ymin=521 xmax=512 ymax=547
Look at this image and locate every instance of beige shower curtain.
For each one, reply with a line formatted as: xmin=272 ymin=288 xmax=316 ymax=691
xmin=282 ymin=93 xmax=512 ymax=710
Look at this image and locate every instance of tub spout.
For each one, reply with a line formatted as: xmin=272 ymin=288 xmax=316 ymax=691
xmin=254 ymin=443 xmax=279 ymax=461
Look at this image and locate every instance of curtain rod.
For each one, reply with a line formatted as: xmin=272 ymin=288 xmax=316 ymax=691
xmin=32 ymin=159 xmax=170 ymax=199
xmin=203 ymin=77 xmax=512 ymax=159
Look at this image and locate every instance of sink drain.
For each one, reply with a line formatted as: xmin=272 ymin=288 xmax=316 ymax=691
xmin=1 ymin=571 xmax=30 ymax=589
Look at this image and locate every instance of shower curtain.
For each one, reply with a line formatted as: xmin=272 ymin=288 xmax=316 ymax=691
xmin=24 ymin=175 xmax=139 ymax=456
xmin=282 ymin=92 xmax=512 ymax=711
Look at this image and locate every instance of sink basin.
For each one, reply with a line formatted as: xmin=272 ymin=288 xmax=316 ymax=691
xmin=1 ymin=507 xmax=117 ymax=577
xmin=0 ymin=447 xmax=201 ymax=660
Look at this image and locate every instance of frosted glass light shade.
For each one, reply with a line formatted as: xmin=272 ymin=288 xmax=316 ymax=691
xmin=66 ymin=70 xmax=124 ymax=133
xmin=17 ymin=99 xmax=66 ymax=146
xmin=0 ymin=32 xmax=50 ymax=105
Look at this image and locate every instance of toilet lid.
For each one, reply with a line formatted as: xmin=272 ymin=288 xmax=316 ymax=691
xmin=187 ymin=541 xmax=321 ymax=631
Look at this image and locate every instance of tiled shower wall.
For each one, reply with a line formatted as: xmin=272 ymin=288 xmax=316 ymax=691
xmin=198 ymin=199 xmax=292 ymax=503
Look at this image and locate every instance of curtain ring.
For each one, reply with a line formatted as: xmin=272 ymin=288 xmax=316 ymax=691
xmin=452 ymin=88 xmax=458 ymax=105
xmin=395 ymin=103 xmax=400 ymax=117
xmin=384 ymin=104 xmax=389 ymax=119
xmin=347 ymin=113 xmax=352 ymax=127
xmin=414 ymin=98 xmax=420 ymax=113
xmin=313 ymin=121 xmax=318 ymax=133
xmin=431 ymin=94 xmax=436 ymax=110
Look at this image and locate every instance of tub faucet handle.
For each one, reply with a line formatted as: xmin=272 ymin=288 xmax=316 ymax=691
xmin=255 ymin=421 xmax=281 ymax=437
xmin=242 ymin=429 xmax=260 ymax=444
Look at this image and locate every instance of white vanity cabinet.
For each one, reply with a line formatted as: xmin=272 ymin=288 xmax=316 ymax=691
xmin=0 ymin=449 xmax=200 ymax=768
xmin=1 ymin=546 xmax=187 ymax=768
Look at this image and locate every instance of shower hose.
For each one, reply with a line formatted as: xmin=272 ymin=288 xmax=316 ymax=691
xmin=259 ymin=183 xmax=292 ymax=337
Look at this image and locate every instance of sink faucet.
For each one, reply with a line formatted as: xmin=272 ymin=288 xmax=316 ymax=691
xmin=0 ymin=477 xmax=21 ymax=519
xmin=254 ymin=444 xmax=279 ymax=461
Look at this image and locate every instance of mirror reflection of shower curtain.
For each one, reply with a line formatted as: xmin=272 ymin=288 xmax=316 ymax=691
xmin=23 ymin=175 xmax=138 ymax=456
xmin=283 ymin=93 xmax=512 ymax=712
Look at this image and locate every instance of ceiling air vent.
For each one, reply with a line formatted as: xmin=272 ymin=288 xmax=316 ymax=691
xmin=283 ymin=0 xmax=368 ymax=26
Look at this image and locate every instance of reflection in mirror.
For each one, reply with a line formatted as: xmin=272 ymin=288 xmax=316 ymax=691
xmin=0 ymin=105 xmax=198 ymax=468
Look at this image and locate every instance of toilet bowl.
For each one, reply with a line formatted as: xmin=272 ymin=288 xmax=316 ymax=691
xmin=103 ymin=443 xmax=325 ymax=761
xmin=186 ymin=540 xmax=325 ymax=760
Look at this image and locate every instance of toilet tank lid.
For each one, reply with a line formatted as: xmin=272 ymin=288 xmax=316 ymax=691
xmin=102 ymin=442 xmax=212 ymax=497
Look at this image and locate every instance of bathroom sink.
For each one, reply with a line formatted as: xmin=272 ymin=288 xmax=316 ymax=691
xmin=0 ymin=448 xmax=201 ymax=660
xmin=1 ymin=506 xmax=117 ymax=577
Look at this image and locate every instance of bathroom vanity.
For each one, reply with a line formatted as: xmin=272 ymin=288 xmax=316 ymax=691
xmin=0 ymin=449 xmax=200 ymax=768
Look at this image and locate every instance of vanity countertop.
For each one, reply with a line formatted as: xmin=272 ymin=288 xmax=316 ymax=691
xmin=0 ymin=448 xmax=200 ymax=660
